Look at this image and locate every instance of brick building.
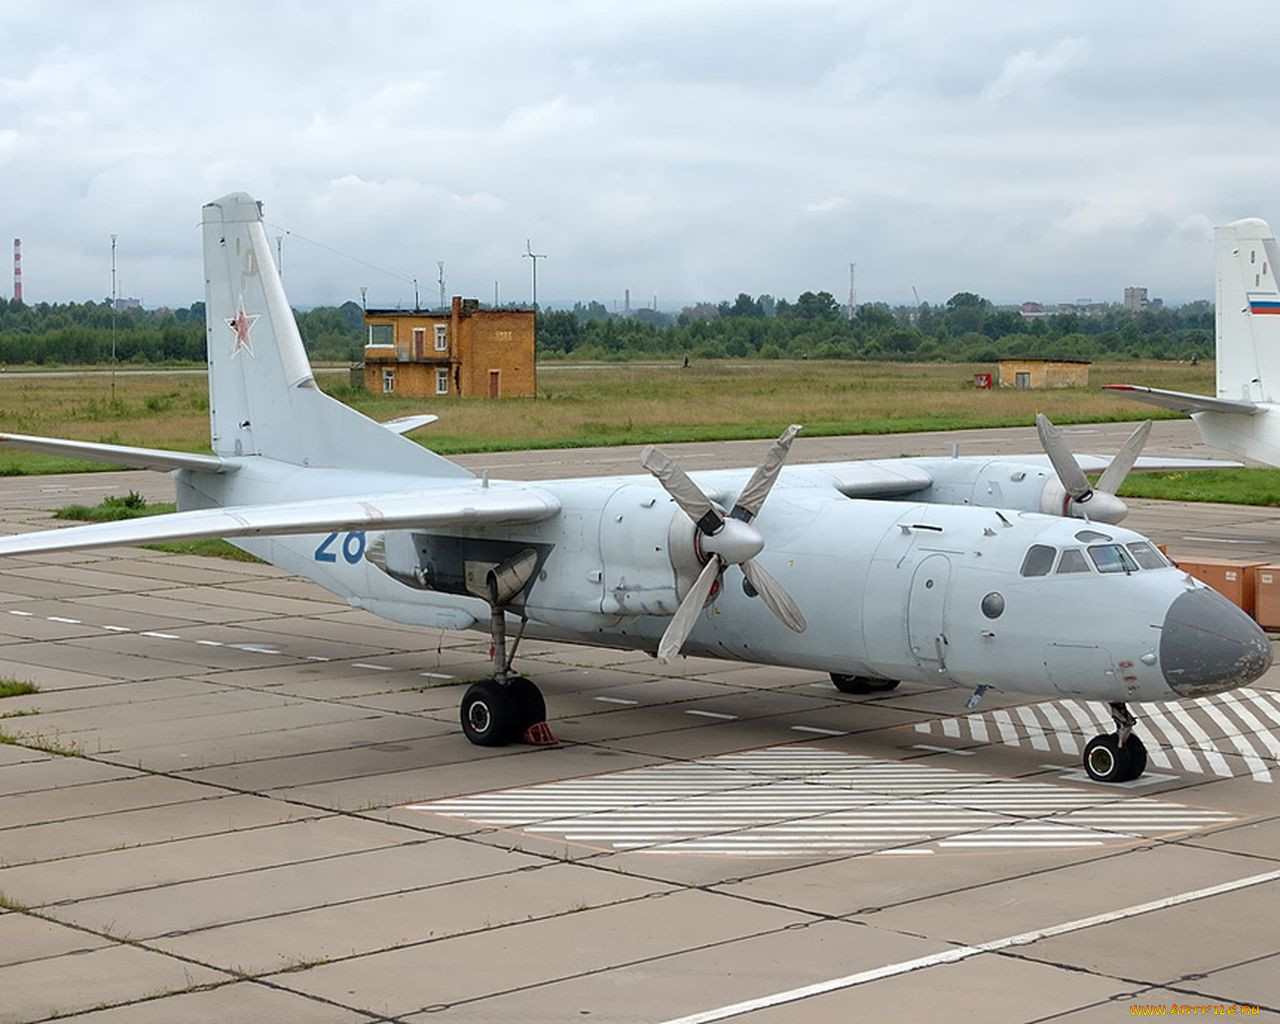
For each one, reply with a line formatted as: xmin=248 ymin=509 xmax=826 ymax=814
xmin=362 ymin=297 xmax=536 ymax=399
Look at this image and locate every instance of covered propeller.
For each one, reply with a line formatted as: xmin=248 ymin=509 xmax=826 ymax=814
xmin=641 ymin=425 xmax=807 ymax=662
xmin=1035 ymin=413 xmax=1151 ymax=524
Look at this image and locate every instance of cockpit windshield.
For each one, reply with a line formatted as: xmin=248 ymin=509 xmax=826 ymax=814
xmin=1020 ymin=540 xmax=1169 ymax=577
xmin=1088 ymin=543 xmax=1140 ymax=574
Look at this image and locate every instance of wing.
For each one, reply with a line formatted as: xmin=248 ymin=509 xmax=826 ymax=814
xmin=0 ymin=482 xmax=560 ymax=558
xmin=0 ymin=433 xmax=232 ymax=473
xmin=1102 ymin=384 xmax=1259 ymax=416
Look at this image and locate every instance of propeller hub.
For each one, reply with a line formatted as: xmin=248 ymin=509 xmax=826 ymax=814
xmin=699 ymin=517 xmax=765 ymax=564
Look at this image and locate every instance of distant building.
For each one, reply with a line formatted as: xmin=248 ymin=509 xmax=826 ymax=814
xmin=998 ymin=358 xmax=1090 ymax=390
xmin=362 ymin=297 xmax=535 ymax=399
xmin=113 ymin=297 xmax=142 ymax=312
xmin=1124 ymin=286 xmax=1148 ymax=313
xmin=1019 ymin=301 xmax=1050 ymax=319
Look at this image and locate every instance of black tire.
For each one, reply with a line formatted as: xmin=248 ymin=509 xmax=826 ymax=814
xmin=460 ymin=679 xmax=521 ymax=746
xmin=1121 ymin=733 xmax=1147 ymax=781
xmin=830 ymin=673 xmax=900 ymax=695
xmin=1083 ymin=734 xmax=1132 ymax=783
xmin=507 ymin=676 xmax=546 ymax=728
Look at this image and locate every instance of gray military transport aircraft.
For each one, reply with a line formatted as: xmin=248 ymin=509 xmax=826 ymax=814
xmin=0 ymin=193 xmax=1270 ymax=784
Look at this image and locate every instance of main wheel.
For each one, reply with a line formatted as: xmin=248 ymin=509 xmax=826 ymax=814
xmin=830 ymin=673 xmax=900 ymax=695
xmin=460 ymin=679 xmax=522 ymax=746
xmin=507 ymin=676 xmax=546 ymax=728
xmin=1083 ymin=734 xmax=1132 ymax=783
xmin=1121 ymin=733 xmax=1147 ymax=781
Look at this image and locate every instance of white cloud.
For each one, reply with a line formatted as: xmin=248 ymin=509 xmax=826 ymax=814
xmin=0 ymin=2 xmax=1276 ymax=307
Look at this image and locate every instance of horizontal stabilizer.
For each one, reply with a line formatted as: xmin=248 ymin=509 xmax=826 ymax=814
xmin=0 ymin=433 xmax=233 ymax=474
xmin=0 ymin=483 xmax=560 ymax=558
xmin=1103 ymin=385 xmax=1259 ymax=416
xmin=380 ymin=414 xmax=439 ymax=435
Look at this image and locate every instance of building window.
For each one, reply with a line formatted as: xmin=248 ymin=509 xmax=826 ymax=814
xmin=1015 ymin=372 xmax=1030 ymax=389
xmin=368 ymin=324 xmax=393 ymax=347
xmin=383 ymin=370 xmax=395 ymax=394
xmin=434 ymin=324 xmax=448 ymax=351
xmin=436 ymin=368 xmax=448 ymax=395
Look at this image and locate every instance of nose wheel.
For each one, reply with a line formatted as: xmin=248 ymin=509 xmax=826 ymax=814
xmin=1082 ymin=702 xmax=1147 ymax=783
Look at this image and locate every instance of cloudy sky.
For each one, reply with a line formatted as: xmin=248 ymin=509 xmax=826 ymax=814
xmin=4 ymin=1 xmax=1278 ymax=310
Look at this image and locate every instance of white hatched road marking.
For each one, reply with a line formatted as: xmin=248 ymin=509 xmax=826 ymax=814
xmin=918 ymin=689 xmax=1280 ymax=783
xmin=406 ymin=746 xmax=1235 ymax=857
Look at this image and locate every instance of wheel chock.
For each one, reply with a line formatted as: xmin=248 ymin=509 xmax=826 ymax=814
xmin=522 ymin=721 xmax=558 ymax=747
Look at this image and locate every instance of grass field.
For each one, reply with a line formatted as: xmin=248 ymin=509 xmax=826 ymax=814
xmin=0 ymin=359 xmax=1211 ymax=474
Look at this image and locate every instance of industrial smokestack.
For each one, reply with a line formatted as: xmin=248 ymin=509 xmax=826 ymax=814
xmin=12 ymin=238 xmax=21 ymax=303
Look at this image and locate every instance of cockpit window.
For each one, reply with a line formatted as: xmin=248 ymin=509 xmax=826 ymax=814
xmin=1088 ymin=543 xmax=1140 ymax=574
xmin=1126 ymin=541 xmax=1168 ymax=569
xmin=1075 ymin=529 xmax=1112 ymax=543
xmin=1021 ymin=544 xmax=1057 ymax=577
xmin=1056 ymin=548 xmax=1092 ymax=573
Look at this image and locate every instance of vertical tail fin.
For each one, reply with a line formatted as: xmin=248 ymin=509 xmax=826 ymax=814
xmin=1216 ymin=218 xmax=1280 ymax=404
xmin=201 ymin=192 xmax=470 ymax=478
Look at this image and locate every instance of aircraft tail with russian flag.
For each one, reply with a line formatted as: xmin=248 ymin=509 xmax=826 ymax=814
xmin=1105 ymin=218 xmax=1280 ymax=466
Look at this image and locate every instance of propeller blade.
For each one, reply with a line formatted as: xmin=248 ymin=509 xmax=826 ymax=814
xmin=657 ymin=557 xmax=721 ymax=663
xmin=731 ymin=424 xmax=803 ymax=522
xmin=1096 ymin=419 xmax=1151 ymax=495
xmin=1035 ymin=413 xmax=1092 ymax=502
xmin=742 ymin=559 xmax=806 ymax=633
xmin=641 ymin=444 xmax=724 ymax=535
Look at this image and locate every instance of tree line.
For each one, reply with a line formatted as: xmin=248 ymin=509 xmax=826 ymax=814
xmin=0 ymin=290 xmax=1212 ymax=366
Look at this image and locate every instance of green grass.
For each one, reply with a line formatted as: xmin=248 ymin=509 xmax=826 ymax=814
xmin=0 ymin=679 xmax=38 ymax=699
xmin=54 ymin=491 xmax=176 ymax=522
xmin=1119 ymin=468 xmax=1280 ymax=507
xmin=141 ymin=539 xmax=264 ymax=563
xmin=0 ymin=360 xmax=1212 ymax=474
xmin=0 ymin=729 xmax=84 ymax=757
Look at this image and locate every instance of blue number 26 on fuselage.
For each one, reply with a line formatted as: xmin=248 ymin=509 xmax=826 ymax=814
xmin=314 ymin=531 xmax=366 ymax=564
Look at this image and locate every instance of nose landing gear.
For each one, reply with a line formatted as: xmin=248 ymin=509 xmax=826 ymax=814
xmin=1082 ymin=702 xmax=1147 ymax=783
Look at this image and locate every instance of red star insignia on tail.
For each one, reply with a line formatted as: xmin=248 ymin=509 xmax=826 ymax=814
xmin=226 ymin=296 xmax=260 ymax=357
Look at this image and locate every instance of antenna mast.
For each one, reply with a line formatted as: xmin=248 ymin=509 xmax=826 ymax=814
xmin=437 ymin=261 xmax=445 ymax=309
xmin=847 ymin=262 xmax=856 ymax=320
xmin=11 ymin=238 xmax=21 ymax=303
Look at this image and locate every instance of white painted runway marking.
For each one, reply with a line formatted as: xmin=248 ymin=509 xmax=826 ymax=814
xmin=419 ymin=670 xmax=452 ymax=678
xmin=790 ymin=725 xmax=847 ymax=736
xmin=659 ymin=868 xmax=1280 ymax=1024
xmin=46 ymin=616 xmax=80 ymax=624
xmin=406 ymin=746 xmax=1234 ymax=857
xmin=352 ymin=662 xmax=394 ymax=671
xmin=101 ymin=625 xmax=130 ymax=633
xmin=7 ymin=610 xmax=32 ymax=617
xmin=686 ymin=710 xmax=737 ymax=720
xmin=140 ymin=631 xmax=179 ymax=639
xmin=918 ymin=688 xmax=1280 ymax=782
xmin=594 ymin=696 xmax=639 ymax=705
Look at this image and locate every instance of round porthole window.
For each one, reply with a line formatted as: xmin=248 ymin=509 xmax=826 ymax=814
xmin=981 ymin=592 xmax=1005 ymax=619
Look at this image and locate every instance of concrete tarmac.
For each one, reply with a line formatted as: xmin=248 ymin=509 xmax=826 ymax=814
xmin=0 ymin=420 xmax=1277 ymax=1022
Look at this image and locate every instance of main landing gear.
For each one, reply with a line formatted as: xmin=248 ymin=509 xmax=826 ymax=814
xmin=1082 ymin=701 xmax=1147 ymax=783
xmin=458 ymin=605 xmax=555 ymax=748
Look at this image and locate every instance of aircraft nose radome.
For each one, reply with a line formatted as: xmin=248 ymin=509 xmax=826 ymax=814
xmin=1160 ymin=588 xmax=1273 ymax=696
